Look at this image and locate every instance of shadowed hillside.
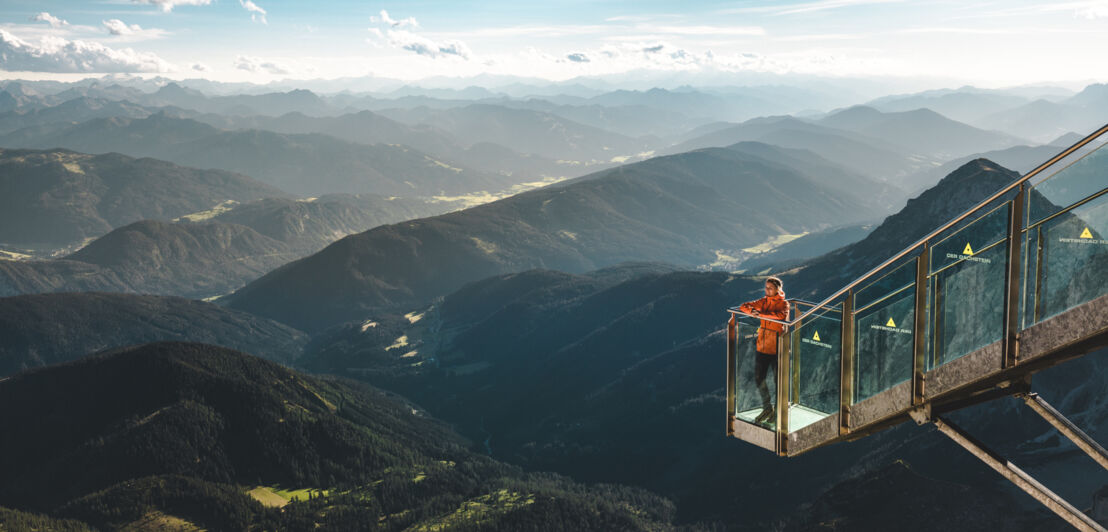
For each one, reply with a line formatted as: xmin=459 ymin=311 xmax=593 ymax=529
xmin=0 ymin=342 xmax=686 ymax=531
xmin=0 ymin=292 xmax=307 ymax=375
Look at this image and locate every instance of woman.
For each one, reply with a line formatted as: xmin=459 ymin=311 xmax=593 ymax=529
xmin=737 ymin=276 xmax=788 ymax=425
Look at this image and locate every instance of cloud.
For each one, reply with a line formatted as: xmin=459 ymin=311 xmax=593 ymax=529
xmin=1074 ymin=0 xmax=1108 ymax=18
xmin=720 ymin=0 xmax=904 ymax=16
xmin=104 ymin=19 xmax=135 ymax=35
xmin=371 ymin=9 xmax=418 ymax=28
xmin=368 ymin=15 xmax=472 ymax=60
xmin=389 ymin=30 xmax=471 ymax=58
xmin=636 ymin=24 xmax=765 ymax=36
xmin=566 ymin=52 xmax=590 ymax=63
xmin=234 ymin=54 xmax=290 ymax=74
xmin=30 ymin=12 xmax=69 ymax=29
xmin=0 ymin=29 xmax=173 ymax=73
xmin=642 ymin=44 xmax=665 ymax=53
xmin=240 ymin=0 xmax=268 ymax=24
xmin=132 ymin=0 xmax=213 ymax=13
xmin=367 ymin=10 xmax=470 ymax=60
xmin=101 ymin=19 xmax=168 ymax=41
xmin=191 ymin=62 xmax=209 ymax=71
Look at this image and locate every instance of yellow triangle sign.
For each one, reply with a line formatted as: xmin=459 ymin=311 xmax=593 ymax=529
xmin=812 ymin=331 xmax=821 ymax=342
xmin=963 ymin=243 xmax=974 ymax=255
xmin=886 ymin=318 xmax=897 ymax=327
xmin=1081 ymin=227 xmax=1093 ymax=239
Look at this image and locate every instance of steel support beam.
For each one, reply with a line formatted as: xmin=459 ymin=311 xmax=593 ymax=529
xmin=1021 ymin=393 xmax=1108 ymax=472
xmin=776 ymin=329 xmax=792 ymax=456
xmin=726 ymin=315 xmax=736 ymax=437
xmin=912 ymin=246 xmax=930 ymax=405
xmin=1004 ymin=185 xmax=1026 ymax=368
xmin=840 ymin=291 xmax=855 ymax=435
xmin=932 ymin=416 xmax=1106 ymax=532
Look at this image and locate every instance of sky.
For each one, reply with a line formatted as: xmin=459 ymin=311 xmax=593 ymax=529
xmin=0 ymin=0 xmax=1106 ymax=89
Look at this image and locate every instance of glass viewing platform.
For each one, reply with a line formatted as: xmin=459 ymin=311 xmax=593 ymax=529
xmin=727 ymin=123 xmax=1108 ymax=455
xmin=724 ymin=123 xmax=1108 ymax=529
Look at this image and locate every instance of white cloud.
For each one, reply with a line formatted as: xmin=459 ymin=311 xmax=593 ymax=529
xmin=0 ymin=29 xmax=173 ymax=73
xmin=101 ymin=19 xmax=168 ymax=41
xmin=191 ymin=62 xmax=209 ymax=71
xmin=720 ymin=0 xmax=904 ymax=16
xmin=368 ymin=13 xmax=472 ymax=60
xmin=458 ymin=24 xmax=609 ymax=38
xmin=566 ymin=52 xmax=590 ymax=63
xmin=132 ymin=0 xmax=213 ymax=13
xmin=240 ymin=0 xmax=268 ymax=24
xmin=635 ymin=24 xmax=765 ymax=36
xmin=103 ymin=19 xmax=136 ymax=36
xmin=371 ymin=10 xmax=418 ymax=28
xmin=386 ymin=30 xmax=471 ymax=59
xmin=1074 ymin=0 xmax=1108 ymax=18
xmin=234 ymin=54 xmax=290 ymax=74
xmin=30 ymin=13 xmax=69 ymax=29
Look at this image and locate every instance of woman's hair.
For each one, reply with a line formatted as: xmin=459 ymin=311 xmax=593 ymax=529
xmin=766 ymin=276 xmax=783 ymax=290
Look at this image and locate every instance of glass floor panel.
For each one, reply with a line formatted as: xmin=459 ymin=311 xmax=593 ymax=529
xmin=736 ymin=404 xmax=832 ymax=431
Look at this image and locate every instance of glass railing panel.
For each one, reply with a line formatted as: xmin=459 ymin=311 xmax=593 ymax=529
xmin=734 ymin=321 xmax=776 ymax=428
xmin=854 ymin=258 xmax=918 ymax=402
xmin=789 ymin=302 xmax=842 ymax=433
xmin=1025 ymin=191 xmax=1108 ymax=324
xmin=927 ymin=238 xmax=1008 ymax=369
xmin=930 ymin=202 xmax=1009 ymax=274
xmin=1028 ymin=139 xmax=1108 ymax=226
xmin=855 ymin=256 xmax=916 ymax=310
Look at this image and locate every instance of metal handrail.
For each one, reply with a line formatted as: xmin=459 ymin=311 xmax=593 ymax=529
xmin=782 ymin=122 xmax=1108 ymax=327
xmin=727 ymin=307 xmax=790 ymax=326
xmin=727 ymin=297 xmax=840 ymax=326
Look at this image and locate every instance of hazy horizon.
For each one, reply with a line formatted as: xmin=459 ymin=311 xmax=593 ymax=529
xmin=2 ymin=1 xmax=1106 ymax=94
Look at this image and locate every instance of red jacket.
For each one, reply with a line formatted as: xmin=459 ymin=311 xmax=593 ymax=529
xmin=738 ymin=291 xmax=789 ymax=355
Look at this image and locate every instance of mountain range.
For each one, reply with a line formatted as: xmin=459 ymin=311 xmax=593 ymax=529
xmin=972 ymin=84 xmax=1108 ymax=143
xmin=192 ymin=194 xmax=453 ymax=257
xmin=818 ymin=105 xmax=1025 ymax=159
xmin=177 ymin=107 xmax=583 ymax=179
xmin=226 ymin=142 xmax=895 ymax=331
xmin=0 ymin=220 xmax=296 ymax=298
xmin=0 ymin=147 xmax=281 ymax=253
xmin=375 ymin=103 xmax=654 ymax=164
xmin=667 ymin=115 xmax=938 ymax=183
xmin=0 ymin=113 xmax=512 ymax=196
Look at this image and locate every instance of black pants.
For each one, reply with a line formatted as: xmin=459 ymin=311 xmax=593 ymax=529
xmin=755 ymin=351 xmax=775 ymax=408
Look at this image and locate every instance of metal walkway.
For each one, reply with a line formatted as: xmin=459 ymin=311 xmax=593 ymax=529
xmin=724 ymin=124 xmax=1108 ymax=530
